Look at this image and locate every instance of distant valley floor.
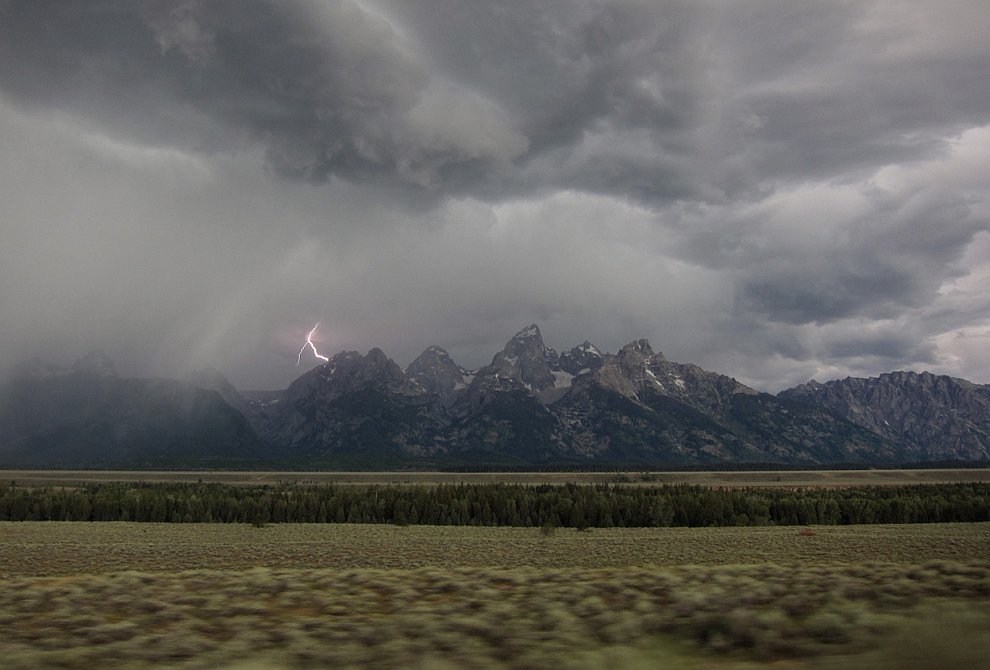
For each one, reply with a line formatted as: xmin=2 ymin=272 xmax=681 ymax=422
xmin=2 ymin=467 xmax=989 ymax=488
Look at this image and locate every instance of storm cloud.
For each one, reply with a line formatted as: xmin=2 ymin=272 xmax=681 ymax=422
xmin=1 ymin=0 xmax=988 ymax=392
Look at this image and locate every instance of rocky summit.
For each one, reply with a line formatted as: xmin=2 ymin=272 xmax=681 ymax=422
xmin=779 ymin=371 xmax=990 ymax=461
xmin=2 ymin=326 xmax=988 ymax=468
xmin=405 ymin=345 xmax=470 ymax=405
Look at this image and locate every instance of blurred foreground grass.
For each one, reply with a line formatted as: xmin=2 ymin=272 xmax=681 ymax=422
xmin=2 ymin=562 xmax=988 ymax=669
xmin=1 ymin=523 xmax=988 ymax=668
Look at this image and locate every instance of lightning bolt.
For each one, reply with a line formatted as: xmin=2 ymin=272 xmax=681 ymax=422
xmin=297 ymin=322 xmax=330 ymax=365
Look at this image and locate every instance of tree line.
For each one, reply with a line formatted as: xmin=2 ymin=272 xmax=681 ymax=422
xmin=0 ymin=481 xmax=987 ymax=527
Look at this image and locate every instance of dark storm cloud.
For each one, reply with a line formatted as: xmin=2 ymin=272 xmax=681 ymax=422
xmin=375 ymin=3 xmax=706 ymax=145
xmin=823 ymin=331 xmax=933 ymax=363
xmin=706 ymin=4 xmax=990 ymax=179
xmin=669 ymin=176 xmax=988 ymax=327
xmin=373 ymin=0 xmax=990 ymax=203
xmin=0 ymin=0 xmax=989 ymax=391
xmin=368 ymin=0 xmax=726 ymax=202
xmin=733 ymin=217 xmax=985 ymax=326
xmin=0 ymin=0 xmax=526 ymax=191
xmin=2 ymin=1 xmax=987 ymax=204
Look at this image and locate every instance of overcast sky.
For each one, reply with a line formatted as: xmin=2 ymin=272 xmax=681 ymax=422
xmin=2 ymin=0 xmax=989 ymax=393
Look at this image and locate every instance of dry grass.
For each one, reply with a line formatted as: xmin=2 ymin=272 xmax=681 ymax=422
xmin=2 ymin=468 xmax=988 ymax=488
xmin=2 ymin=522 xmax=988 ymax=669
xmin=1 ymin=522 xmax=988 ymax=576
xmin=1 ymin=562 xmax=988 ymax=669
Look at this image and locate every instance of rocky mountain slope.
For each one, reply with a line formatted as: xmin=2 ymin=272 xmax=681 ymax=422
xmin=3 ymin=326 xmax=987 ymax=468
xmin=779 ymin=371 xmax=990 ymax=461
xmin=251 ymin=324 xmax=898 ymax=467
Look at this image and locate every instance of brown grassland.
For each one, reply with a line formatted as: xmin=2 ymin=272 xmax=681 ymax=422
xmin=1 ymin=521 xmax=988 ymax=669
xmin=2 ymin=468 xmax=988 ymax=488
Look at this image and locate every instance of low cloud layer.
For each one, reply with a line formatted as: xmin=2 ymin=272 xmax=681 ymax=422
xmin=1 ymin=0 xmax=988 ymax=392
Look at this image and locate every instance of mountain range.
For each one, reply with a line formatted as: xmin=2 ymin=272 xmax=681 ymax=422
xmin=2 ymin=325 xmax=988 ymax=468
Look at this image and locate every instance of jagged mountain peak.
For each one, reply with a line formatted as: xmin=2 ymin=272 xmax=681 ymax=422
xmin=406 ymin=345 xmax=467 ymax=404
xmin=558 ymin=341 xmax=605 ymax=376
xmin=877 ymin=370 xmax=977 ymax=390
xmin=364 ymin=347 xmax=393 ymax=367
xmin=285 ymin=347 xmax=417 ymax=404
xmin=582 ymin=339 xmax=756 ymax=419
xmin=409 ymin=345 xmax=456 ymax=365
xmin=480 ymin=324 xmax=560 ymax=394
xmin=618 ymin=338 xmax=662 ymax=360
xmin=791 ymin=371 xmax=979 ymax=396
xmin=512 ymin=323 xmax=543 ymax=341
xmin=779 ymin=372 xmax=990 ymax=461
xmin=577 ymin=341 xmax=601 ymax=355
xmin=500 ymin=324 xmax=552 ymax=358
xmin=616 ymin=339 xmax=661 ymax=384
xmin=328 ymin=348 xmax=403 ymax=377
xmin=8 ymin=325 xmax=987 ymax=467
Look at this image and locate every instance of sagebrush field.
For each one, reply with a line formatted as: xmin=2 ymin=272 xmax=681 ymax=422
xmin=2 ymin=522 xmax=989 ymax=669
xmin=2 ymin=522 xmax=989 ymax=574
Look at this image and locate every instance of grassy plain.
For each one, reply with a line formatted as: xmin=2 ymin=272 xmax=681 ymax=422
xmin=2 ymin=522 xmax=989 ymax=575
xmin=2 ymin=467 xmax=988 ymax=487
xmin=1 ymin=522 xmax=989 ymax=669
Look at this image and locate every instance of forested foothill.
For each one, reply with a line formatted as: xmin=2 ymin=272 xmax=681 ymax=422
xmin=2 ymin=481 xmax=987 ymax=527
